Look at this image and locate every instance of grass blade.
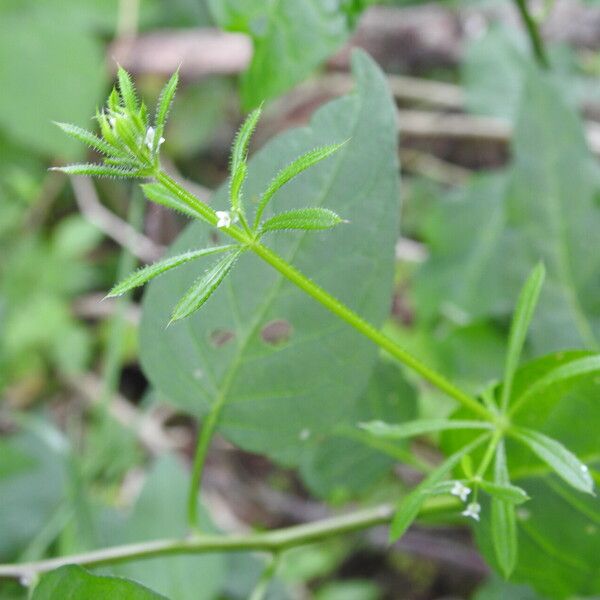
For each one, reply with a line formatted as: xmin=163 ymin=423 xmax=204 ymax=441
xmin=261 ymin=208 xmax=344 ymax=233
xmin=117 ymin=67 xmax=139 ymax=113
xmin=107 ymin=246 xmax=237 ymax=297
xmin=491 ymin=440 xmax=518 ymax=578
xmin=230 ymin=107 xmax=261 ymax=213
xmin=500 ymin=263 xmax=545 ymax=412
xmin=53 ymin=122 xmax=115 ymax=157
xmin=170 ymin=251 xmax=242 ymax=323
xmin=360 ymin=419 xmax=492 ymax=441
xmin=51 ymin=164 xmax=139 ymax=178
xmin=154 ymin=71 xmax=179 ymax=147
xmin=254 ymin=142 xmax=346 ymax=227
xmin=511 ymin=427 xmax=594 ymax=494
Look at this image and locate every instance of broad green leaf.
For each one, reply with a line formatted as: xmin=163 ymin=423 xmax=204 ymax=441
xmin=299 ymin=360 xmax=417 ymax=500
xmin=416 ymin=70 xmax=600 ymax=354
xmin=209 ymin=0 xmax=364 ymax=108
xmin=0 ymin=433 xmax=66 ymax=561
xmin=141 ymin=182 xmax=207 ymax=221
xmin=511 ymin=428 xmax=594 ymax=495
xmin=32 ymin=565 xmax=167 ymax=600
xmin=0 ymin=8 xmax=105 ymax=158
xmin=98 ymin=456 xmax=225 ymax=600
xmin=108 ymin=246 xmax=236 ymax=297
xmin=170 ymin=250 xmax=242 ymax=322
xmin=360 ymin=419 xmax=492 ymax=440
xmin=500 ymin=263 xmax=545 ymax=412
xmin=390 ymin=433 xmax=490 ymax=541
xmin=472 ymin=577 xmax=543 ymax=600
xmin=261 ymin=208 xmax=344 ymax=233
xmin=140 ymin=51 xmax=399 ymax=464
xmin=254 ymin=143 xmax=346 ymax=226
xmin=490 ymin=440 xmax=518 ymax=578
xmin=230 ymin=107 xmax=261 ymax=212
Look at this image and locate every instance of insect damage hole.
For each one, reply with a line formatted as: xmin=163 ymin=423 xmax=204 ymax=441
xmin=209 ymin=328 xmax=236 ymax=347
xmin=261 ymin=319 xmax=293 ymax=346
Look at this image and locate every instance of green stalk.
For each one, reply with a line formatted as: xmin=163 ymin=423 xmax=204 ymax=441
xmin=156 ymin=170 xmax=493 ymax=529
xmin=513 ymin=0 xmax=549 ymax=68
xmin=0 ymin=498 xmax=459 ymax=580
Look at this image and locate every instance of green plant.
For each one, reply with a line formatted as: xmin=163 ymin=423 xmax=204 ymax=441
xmin=2 ymin=51 xmax=599 ymax=599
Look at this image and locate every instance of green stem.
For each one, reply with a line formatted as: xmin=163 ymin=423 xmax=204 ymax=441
xmin=249 ymin=242 xmax=490 ymax=420
xmin=249 ymin=554 xmax=280 ymax=600
xmin=513 ymin=0 xmax=550 ymax=69
xmin=0 ymin=498 xmax=459 ymax=580
xmin=157 ymin=170 xmax=492 ymax=528
xmin=187 ymin=402 xmax=222 ymax=530
xmin=475 ymin=429 xmax=504 ymax=479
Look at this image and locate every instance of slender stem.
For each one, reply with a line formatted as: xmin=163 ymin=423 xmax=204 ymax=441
xmin=513 ymin=0 xmax=549 ymax=69
xmin=156 ymin=170 xmax=492 ymax=531
xmin=475 ymin=429 xmax=504 ymax=479
xmin=187 ymin=402 xmax=222 ymax=530
xmin=0 ymin=498 xmax=460 ymax=580
xmin=249 ymin=554 xmax=280 ymax=600
xmin=249 ymin=242 xmax=490 ymax=420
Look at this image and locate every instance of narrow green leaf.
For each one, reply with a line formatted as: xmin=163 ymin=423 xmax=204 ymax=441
xmin=491 ymin=440 xmax=518 ymax=578
xmin=510 ymin=354 xmax=600 ymax=416
xmin=108 ymin=246 xmax=237 ymax=297
xmin=360 ymin=419 xmax=493 ymax=440
xmin=390 ymin=433 xmax=490 ymax=541
xmin=511 ymin=427 xmax=594 ymax=494
xmin=480 ymin=480 xmax=529 ymax=504
xmin=32 ymin=565 xmax=167 ymax=599
xmin=229 ymin=106 xmax=261 ymax=212
xmin=261 ymin=207 xmax=344 ymax=233
xmin=254 ymin=142 xmax=346 ymax=227
xmin=154 ymin=70 xmax=179 ymax=147
xmin=170 ymin=251 xmax=242 ymax=323
xmin=117 ymin=66 xmax=139 ymax=113
xmin=51 ymin=164 xmax=140 ymax=178
xmin=142 ymin=183 xmax=208 ymax=222
xmin=500 ymin=263 xmax=546 ymax=412
xmin=54 ymin=122 xmax=115 ymax=157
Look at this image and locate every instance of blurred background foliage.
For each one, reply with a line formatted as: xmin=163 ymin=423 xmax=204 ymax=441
xmin=1 ymin=0 xmax=599 ymax=598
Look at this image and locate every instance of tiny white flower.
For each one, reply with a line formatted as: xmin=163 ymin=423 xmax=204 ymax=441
xmin=462 ymin=502 xmax=481 ymax=521
xmin=581 ymin=464 xmax=589 ymax=473
xmin=108 ymin=115 xmax=116 ymax=128
xmin=450 ymin=481 xmax=471 ymax=502
xmin=145 ymin=126 xmax=165 ymax=151
xmin=216 ymin=210 xmax=232 ymax=228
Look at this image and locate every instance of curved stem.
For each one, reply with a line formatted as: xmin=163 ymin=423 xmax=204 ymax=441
xmin=0 ymin=498 xmax=459 ymax=581
xmin=513 ymin=0 xmax=549 ymax=69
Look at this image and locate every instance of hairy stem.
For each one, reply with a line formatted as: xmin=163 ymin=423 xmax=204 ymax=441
xmin=0 ymin=498 xmax=459 ymax=580
xmin=513 ymin=0 xmax=549 ymax=68
xmin=157 ymin=170 xmax=493 ymax=528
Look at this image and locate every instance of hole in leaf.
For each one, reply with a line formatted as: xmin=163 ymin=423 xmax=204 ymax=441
xmin=261 ymin=319 xmax=293 ymax=346
xmin=209 ymin=329 xmax=235 ymax=347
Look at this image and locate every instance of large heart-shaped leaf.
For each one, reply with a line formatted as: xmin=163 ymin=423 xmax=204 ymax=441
xmin=140 ymin=51 xmax=399 ymax=465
